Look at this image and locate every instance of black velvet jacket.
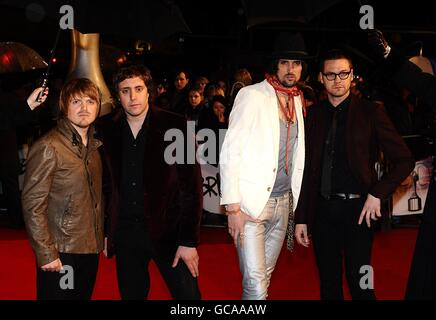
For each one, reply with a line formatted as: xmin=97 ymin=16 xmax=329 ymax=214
xmin=96 ymin=106 xmax=203 ymax=257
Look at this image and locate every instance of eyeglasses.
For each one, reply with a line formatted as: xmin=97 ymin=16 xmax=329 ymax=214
xmin=322 ymin=71 xmax=352 ymax=81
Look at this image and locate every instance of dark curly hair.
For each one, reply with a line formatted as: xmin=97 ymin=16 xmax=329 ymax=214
xmin=112 ymin=64 xmax=153 ymax=94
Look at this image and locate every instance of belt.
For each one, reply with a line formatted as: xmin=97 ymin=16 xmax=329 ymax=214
xmin=326 ymin=193 xmax=362 ymax=200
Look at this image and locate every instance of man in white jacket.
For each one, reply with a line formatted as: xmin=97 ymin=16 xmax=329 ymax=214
xmin=220 ymin=33 xmax=309 ymax=300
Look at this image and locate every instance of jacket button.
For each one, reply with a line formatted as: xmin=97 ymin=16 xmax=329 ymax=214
xmin=267 ymin=187 xmax=271 ymax=192
xmin=273 ymin=168 xmax=276 ymax=172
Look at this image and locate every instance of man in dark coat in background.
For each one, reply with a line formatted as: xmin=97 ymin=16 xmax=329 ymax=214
xmin=369 ymin=29 xmax=436 ymax=300
xmin=0 ymin=81 xmax=48 ymax=227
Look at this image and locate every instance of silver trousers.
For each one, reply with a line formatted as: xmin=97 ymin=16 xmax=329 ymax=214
xmin=237 ymin=193 xmax=289 ymax=300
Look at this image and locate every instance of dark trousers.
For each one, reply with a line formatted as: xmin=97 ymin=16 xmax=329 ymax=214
xmin=406 ymin=177 xmax=436 ymax=299
xmin=312 ymin=196 xmax=376 ymax=300
xmin=115 ymin=221 xmax=201 ymax=300
xmin=36 ymin=252 xmax=99 ymax=300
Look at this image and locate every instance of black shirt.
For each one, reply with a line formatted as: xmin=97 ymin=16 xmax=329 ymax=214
xmin=321 ymin=95 xmax=363 ymax=195
xmin=119 ymin=112 xmax=150 ymax=223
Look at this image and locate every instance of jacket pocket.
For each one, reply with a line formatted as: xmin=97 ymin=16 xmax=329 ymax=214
xmin=61 ymin=194 xmax=74 ymax=229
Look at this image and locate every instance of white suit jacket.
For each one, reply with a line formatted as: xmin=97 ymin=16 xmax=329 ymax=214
xmin=219 ymin=80 xmax=305 ymax=218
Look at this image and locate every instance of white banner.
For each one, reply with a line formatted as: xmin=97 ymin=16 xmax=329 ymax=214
xmin=392 ymin=156 xmax=433 ymax=216
xmin=201 ymin=164 xmax=225 ymax=215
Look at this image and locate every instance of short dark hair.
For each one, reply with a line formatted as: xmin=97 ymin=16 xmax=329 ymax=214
xmin=319 ymin=49 xmax=353 ymax=73
xmin=189 ymin=84 xmax=204 ymax=97
xmin=59 ymin=78 xmax=101 ymax=118
xmin=113 ymin=64 xmax=152 ymax=94
xmin=211 ymin=95 xmax=228 ymax=108
xmin=174 ymin=68 xmax=190 ymax=81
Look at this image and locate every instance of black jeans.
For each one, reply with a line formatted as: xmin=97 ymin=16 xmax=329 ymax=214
xmin=312 ymin=196 xmax=376 ymax=300
xmin=115 ymin=221 xmax=201 ymax=300
xmin=36 ymin=253 xmax=99 ymax=300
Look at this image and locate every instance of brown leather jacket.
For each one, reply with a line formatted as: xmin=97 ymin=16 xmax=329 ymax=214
xmin=22 ymin=118 xmax=104 ymax=267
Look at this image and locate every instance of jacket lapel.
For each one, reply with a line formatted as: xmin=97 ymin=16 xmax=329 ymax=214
xmin=143 ymin=108 xmax=155 ymax=193
xmin=107 ymin=112 xmax=124 ymax=186
xmin=264 ymin=80 xmax=280 ymax=158
xmin=346 ymin=94 xmax=358 ymax=174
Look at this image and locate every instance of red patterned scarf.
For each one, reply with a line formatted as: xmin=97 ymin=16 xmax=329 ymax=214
xmin=265 ymin=74 xmax=307 ymax=120
xmin=266 ymin=74 xmax=306 ymax=175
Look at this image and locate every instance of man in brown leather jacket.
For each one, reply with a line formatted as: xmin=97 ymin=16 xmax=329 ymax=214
xmin=22 ymin=78 xmax=104 ymax=300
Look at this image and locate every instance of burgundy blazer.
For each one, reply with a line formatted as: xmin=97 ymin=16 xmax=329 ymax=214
xmin=295 ymin=94 xmax=414 ymax=228
xmin=97 ymin=107 xmax=203 ymax=257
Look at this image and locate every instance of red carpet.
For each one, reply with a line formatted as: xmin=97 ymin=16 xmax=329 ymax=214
xmin=0 ymin=226 xmax=417 ymax=300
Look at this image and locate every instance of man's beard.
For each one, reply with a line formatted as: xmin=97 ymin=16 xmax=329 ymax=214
xmin=279 ymin=74 xmax=297 ymax=87
xmin=281 ymin=80 xmax=296 ymax=87
xmin=70 ymin=115 xmax=94 ymax=129
xmin=280 ymin=79 xmax=297 ymax=87
xmin=72 ymin=120 xmax=92 ymax=129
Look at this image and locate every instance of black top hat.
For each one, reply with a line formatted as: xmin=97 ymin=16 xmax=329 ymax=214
xmin=270 ymin=32 xmax=313 ymax=60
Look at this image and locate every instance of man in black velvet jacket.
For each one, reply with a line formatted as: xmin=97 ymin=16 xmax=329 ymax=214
xmin=97 ymin=64 xmax=203 ymax=300
xmin=369 ymin=29 xmax=436 ymax=300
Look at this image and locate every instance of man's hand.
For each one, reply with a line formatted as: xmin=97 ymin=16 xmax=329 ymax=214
xmin=227 ymin=208 xmax=259 ymax=248
xmin=368 ymin=29 xmax=391 ymax=60
xmin=172 ymin=246 xmax=199 ymax=278
xmin=358 ymin=194 xmax=382 ymax=227
xmin=295 ymin=224 xmax=310 ymax=247
xmin=27 ymin=87 xmax=49 ymax=110
xmin=41 ymin=258 xmax=62 ymax=272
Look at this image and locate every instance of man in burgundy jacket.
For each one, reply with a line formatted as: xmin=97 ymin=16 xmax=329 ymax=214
xmin=97 ymin=64 xmax=203 ymax=300
xmin=294 ymin=49 xmax=414 ymax=300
